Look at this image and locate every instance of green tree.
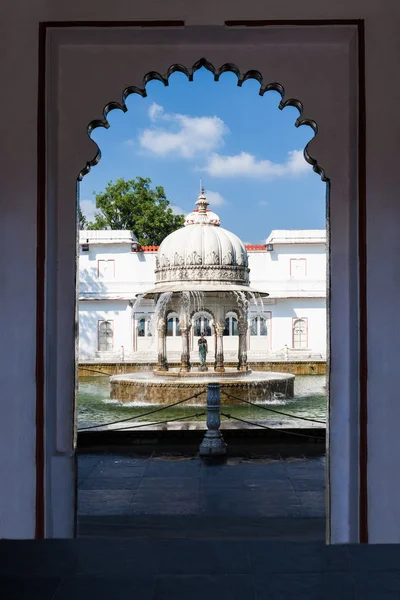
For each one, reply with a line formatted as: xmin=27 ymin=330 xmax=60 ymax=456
xmin=78 ymin=205 xmax=88 ymax=229
xmin=86 ymin=177 xmax=185 ymax=245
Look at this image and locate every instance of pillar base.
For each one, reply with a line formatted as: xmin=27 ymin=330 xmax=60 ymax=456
xmin=238 ymin=364 xmax=249 ymax=372
xmin=214 ymin=366 xmax=225 ymax=373
xmin=179 ymin=366 xmax=191 ymax=373
xmin=199 ymin=432 xmax=227 ymax=456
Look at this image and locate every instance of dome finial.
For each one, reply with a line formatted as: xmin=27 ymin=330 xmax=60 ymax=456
xmin=195 ymin=181 xmax=209 ymax=215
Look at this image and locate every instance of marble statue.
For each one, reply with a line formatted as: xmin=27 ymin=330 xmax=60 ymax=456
xmin=198 ymin=333 xmax=208 ymax=371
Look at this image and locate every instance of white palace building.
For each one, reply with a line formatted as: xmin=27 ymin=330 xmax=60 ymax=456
xmin=78 ymin=205 xmax=327 ymax=363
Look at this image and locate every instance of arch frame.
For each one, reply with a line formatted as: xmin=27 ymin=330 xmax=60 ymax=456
xmin=39 ymin=23 xmax=363 ymax=542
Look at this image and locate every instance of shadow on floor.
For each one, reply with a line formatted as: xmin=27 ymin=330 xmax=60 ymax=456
xmin=77 ymin=452 xmax=326 ymax=541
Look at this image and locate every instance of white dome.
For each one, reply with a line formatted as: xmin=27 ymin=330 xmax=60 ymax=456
xmin=155 ymin=191 xmax=249 ymax=287
xmin=184 ymin=208 xmax=220 ymax=226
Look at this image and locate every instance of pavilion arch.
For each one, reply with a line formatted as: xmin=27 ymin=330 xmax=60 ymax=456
xmin=190 ymin=309 xmax=216 ymax=327
xmin=191 ymin=310 xmax=215 ymax=342
xmin=41 ymin=24 xmax=362 ymax=543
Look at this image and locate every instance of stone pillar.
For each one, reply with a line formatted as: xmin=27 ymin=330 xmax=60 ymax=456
xmin=179 ymin=326 xmax=191 ymax=372
xmin=157 ymin=318 xmax=168 ymax=371
xmin=238 ymin=318 xmax=248 ymax=371
xmin=214 ymin=323 xmax=225 ymax=373
xmin=199 ymin=383 xmax=227 ymax=457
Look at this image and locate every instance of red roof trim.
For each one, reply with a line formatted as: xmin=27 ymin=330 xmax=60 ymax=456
xmin=141 ymin=245 xmax=159 ymax=252
xmin=245 ymin=244 xmax=266 ymax=251
xmin=141 ymin=243 xmax=266 ymax=252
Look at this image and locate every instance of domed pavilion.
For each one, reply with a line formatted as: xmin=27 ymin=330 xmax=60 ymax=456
xmin=143 ymin=189 xmax=269 ymax=374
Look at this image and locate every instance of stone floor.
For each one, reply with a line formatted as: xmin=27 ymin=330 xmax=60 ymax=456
xmin=2 ymin=453 xmax=400 ymax=598
xmin=77 ymin=452 xmax=326 ymax=540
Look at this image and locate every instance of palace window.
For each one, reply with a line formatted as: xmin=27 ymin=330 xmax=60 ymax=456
xmin=290 ymin=258 xmax=307 ymax=278
xmin=97 ymin=259 xmax=115 ymax=279
xmin=250 ymin=316 xmax=268 ymax=336
xmin=293 ymin=317 xmax=308 ymax=349
xmin=194 ymin=316 xmax=212 ymax=336
xmin=98 ymin=320 xmax=114 ymax=351
xmin=223 ymin=315 xmax=238 ymax=336
xmin=167 ymin=316 xmax=181 ymax=337
xmin=137 ymin=317 xmax=152 ymax=337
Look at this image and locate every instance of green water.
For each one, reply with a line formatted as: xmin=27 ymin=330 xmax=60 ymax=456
xmin=77 ymin=375 xmax=326 ymax=431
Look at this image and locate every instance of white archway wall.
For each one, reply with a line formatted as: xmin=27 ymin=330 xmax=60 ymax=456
xmin=0 ymin=3 xmax=398 ymax=542
xmin=51 ymin=25 xmax=358 ymax=542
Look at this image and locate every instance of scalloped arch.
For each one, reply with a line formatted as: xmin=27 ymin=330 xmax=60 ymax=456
xmin=189 ymin=308 xmax=216 ymax=325
xmin=78 ymin=57 xmax=328 ymax=183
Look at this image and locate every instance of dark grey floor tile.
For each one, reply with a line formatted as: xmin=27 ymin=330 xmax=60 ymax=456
xmin=200 ymin=465 xmax=288 ymax=481
xmin=154 ymin=574 xmax=255 ymax=600
xmin=0 ymin=541 xmax=75 ymax=577
xmin=150 ymin=457 xmax=200 ymax=465
xmin=0 ymin=578 xmax=62 ymax=600
xmin=155 ymin=539 xmax=250 ymax=575
xmin=200 ymin=489 xmax=302 ymax=517
xmin=353 ymin=572 xmax=400 ymax=599
xmin=248 ymin=541 xmax=350 ymax=574
xmin=289 ymin=477 xmax=326 ymax=492
xmin=131 ymin=498 xmax=200 ymax=515
xmin=69 ymin=539 xmax=157 ymax=576
xmin=77 ymin=515 xmax=326 ymax=541
xmin=99 ymin=455 xmax=150 ymax=466
xmin=296 ymin=506 xmax=326 ymax=518
xmin=347 ymin=544 xmax=400 ymax=571
xmin=77 ymin=458 xmax=102 ymax=479
xmin=146 ymin=464 xmax=200 ymax=478
xmin=200 ymin=477 xmax=294 ymax=492
xmin=297 ymin=491 xmax=326 ymax=506
xmin=77 ymin=454 xmax=103 ymax=467
xmin=88 ymin=464 xmax=147 ymax=478
xmin=78 ymin=490 xmax=136 ymax=515
xmin=138 ymin=476 xmax=200 ymax=491
xmin=53 ymin=576 xmax=156 ymax=600
xmin=255 ymin=572 xmax=355 ymax=599
xmin=78 ymin=476 xmax=142 ymax=490
xmin=286 ymin=464 xmax=325 ymax=478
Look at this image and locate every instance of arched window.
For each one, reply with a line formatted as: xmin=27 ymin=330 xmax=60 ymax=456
xmin=98 ymin=320 xmax=113 ymax=350
xmin=137 ymin=317 xmax=151 ymax=337
xmin=250 ymin=316 xmax=268 ymax=336
xmin=167 ymin=316 xmax=181 ymax=337
xmin=194 ymin=316 xmax=212 ymax=336
xmin=223 ymin=315 xmax=238 ymax=336
xmin=293 ymin=318 xmax=308 ymax=349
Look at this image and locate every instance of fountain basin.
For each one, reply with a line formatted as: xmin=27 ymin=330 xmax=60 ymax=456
xmin=110 ymin=370 xmax=295 ymax=405
xmin=152 ymin=367 xmax=254 ymax=378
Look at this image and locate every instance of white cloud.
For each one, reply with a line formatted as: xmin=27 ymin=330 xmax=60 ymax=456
xmin=258 ymin=200 xmax=268 ymax=207
xmin=170 ymin=204 xmax=186 ymax=216
xmin=286 ymin=149 xmax=311 ymax=174
xmin=205 ymin=190 xmax=227 ymax=207
xmin=148 ymin=102 xmax=164 ymax=122
xmin=202 ymin=149 xmax=311 ymax=179
xmin=80 ymin=199 xmax=97 ymax=222
xmin=138 ymin=103 xmax=228 ymax=159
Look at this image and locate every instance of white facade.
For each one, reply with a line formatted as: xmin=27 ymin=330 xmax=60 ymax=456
xmin=78 ymin=229 xmax=327 ymax=361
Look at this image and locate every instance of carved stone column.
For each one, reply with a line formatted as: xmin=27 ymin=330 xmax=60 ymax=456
xmin=157 ymin=318 xmax=168 ymax=371
xmin=214 ymin=322 xmax=225 ymax=373
xmin=199 ymin=383 xmax=227 ymax=457
xmin=179 ymin=296 xmax=191 ymax=373
xmin=238 ymin=317 xmax=248 ymax=371
xmin=179 ymin=326 xmax=191 ymax=372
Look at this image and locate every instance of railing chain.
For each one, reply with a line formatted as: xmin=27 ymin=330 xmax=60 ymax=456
xmin=221 ymin=390 xmax=326 ymax=425
xmin=78 ymin=389 xmax=207 ymax=432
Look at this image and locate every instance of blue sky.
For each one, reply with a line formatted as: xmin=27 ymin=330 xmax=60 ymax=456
xmin=79 ymin=68 xmax=326 ymax=243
